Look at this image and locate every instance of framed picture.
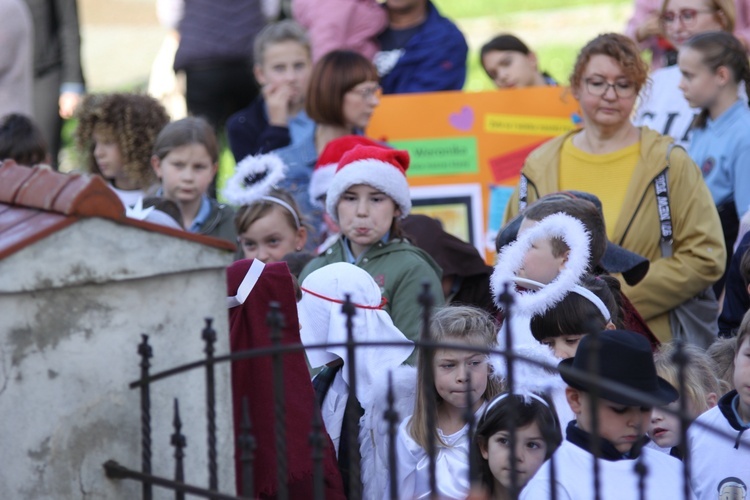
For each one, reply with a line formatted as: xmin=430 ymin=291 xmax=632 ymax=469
xmin=409 ymin=183 xmax=484 ymax=256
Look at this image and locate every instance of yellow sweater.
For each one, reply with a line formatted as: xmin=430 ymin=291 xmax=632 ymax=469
xmin=559 ymin=136 xmax=639 ymax=240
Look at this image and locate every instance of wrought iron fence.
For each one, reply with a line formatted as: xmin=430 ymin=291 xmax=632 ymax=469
xmin=102 ymin=282 xmax=734 ymax=499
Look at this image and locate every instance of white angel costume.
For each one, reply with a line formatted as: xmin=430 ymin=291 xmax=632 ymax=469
xmin=298 ymin=262 xmax=414 ymax=457
xmin=389 ymin=402 xmax=488 ymax=500
xmin=489 ymin=212 xmax=597 ymax=426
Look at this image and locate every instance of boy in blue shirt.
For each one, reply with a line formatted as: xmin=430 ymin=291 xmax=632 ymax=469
xmin=226 ymin=20 xmax=314 ymax=161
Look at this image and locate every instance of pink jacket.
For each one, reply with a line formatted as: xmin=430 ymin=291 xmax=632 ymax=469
xmin=292 ymin=0 xmax=388 ymax=62
xmin=625 ymin=0 xmax=671 ymax=70
xmin=735 ymin=0 xmax=750 ymax=48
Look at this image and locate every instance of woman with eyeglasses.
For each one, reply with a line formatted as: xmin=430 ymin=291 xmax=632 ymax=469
xmin=503 ymin=33 xmax=725 ymax=344
xmin=306 ymin=50 xmax=381 ymax=155
xmin=633 ymin=0 xmax=737 ymax=147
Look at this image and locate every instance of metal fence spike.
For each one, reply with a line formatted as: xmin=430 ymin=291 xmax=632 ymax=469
xmin=238 ymin=397 xmax=256 ymax=498
xmin=171 ymin=398 xmax=186 ymax=500
xmin=202 ymin=317 xmax=219 ymax=492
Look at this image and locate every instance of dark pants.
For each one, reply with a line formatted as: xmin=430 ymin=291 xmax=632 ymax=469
xmin=32 ymin=67 xmax=62 ymax=169
xmin=184 ymin=62 xmax=258 ymax=134
xmin=715 ymin=201 xmax=740 ymax=297
xmin=185 ymin=62 xmax=258 ymax=197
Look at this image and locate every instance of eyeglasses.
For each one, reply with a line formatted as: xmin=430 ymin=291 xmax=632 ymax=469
xmin=348 ymin=85 xmax=382 ymax=100
xmin=661 ymin=8 xmax=715 ymax=26
xmin=584 ymin=78 xmax=637 ymax=98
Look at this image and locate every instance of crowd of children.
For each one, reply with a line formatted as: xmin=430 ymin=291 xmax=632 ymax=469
xmin=6 ymin=5 xmax=750 ymax=499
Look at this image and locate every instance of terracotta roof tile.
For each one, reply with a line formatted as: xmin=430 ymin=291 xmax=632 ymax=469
xmin=0 ymin=161 xmax=125 ymax=217
xmin=0 ymin=160 xmax=237 ymax=261
xmin=0 ymin=210 xmax=71 ymax=261
xmin=0 ymin=160 xmax=37 ymax=201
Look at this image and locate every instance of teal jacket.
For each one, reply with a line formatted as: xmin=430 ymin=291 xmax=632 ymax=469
xmin=300 ymin=238 xmax=445 ymax=349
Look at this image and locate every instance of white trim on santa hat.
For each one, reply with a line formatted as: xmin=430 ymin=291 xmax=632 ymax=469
xmin=309 ymin=162 xmax=337 ymax=207
xmin=325 ymin=158 xmax=412 ymax=222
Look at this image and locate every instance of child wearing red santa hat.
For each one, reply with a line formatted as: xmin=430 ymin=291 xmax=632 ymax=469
xmin=309 ymin=134 xmax=386 ymax=253
xmin=299 ymin=140 xmax=444 ymax=361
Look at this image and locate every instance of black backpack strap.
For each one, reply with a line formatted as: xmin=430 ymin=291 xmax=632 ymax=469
xmin=655 ymin=143 xmax=677 ymax=258
xmin=519 ymin=173 xmax=529 ymax=211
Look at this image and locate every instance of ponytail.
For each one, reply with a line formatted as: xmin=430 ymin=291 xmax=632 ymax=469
xmin=683 ymin=32 xmax=749 ymax=129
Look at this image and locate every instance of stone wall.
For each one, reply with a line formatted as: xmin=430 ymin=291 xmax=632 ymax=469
xmin=0 ymin=218 xmax=236 ymax=498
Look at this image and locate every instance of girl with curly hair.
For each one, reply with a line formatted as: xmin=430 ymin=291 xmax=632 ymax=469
xmin=75 ymin=93 xmax=170 ymax=207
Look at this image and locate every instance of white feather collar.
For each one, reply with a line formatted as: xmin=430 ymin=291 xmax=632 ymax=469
xmin=491 ymin=212 xmax=591 ymax=317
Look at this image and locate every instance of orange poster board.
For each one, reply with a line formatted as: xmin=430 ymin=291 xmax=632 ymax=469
xmin=366 ymin=87 xmax=580 ymax=261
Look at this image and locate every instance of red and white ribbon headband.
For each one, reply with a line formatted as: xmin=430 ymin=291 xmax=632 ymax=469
xmin=300 ymin=287 xmax=387 ymax=310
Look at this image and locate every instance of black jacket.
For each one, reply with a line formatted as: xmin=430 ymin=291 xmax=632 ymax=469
xmin=226 ymin=96 xmax=292 ymax=162
xmin=24 ymin=0 xmax=85 ymax=82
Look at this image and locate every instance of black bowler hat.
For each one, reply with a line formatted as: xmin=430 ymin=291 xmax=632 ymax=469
xmin=559 ymin=330 xmax=678 ymax=406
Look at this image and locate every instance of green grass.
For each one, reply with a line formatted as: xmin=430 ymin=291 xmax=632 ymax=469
xmin=434 ymin=0 xmax=633 ymax=89
xmin=217 ymin=136 xmax=236 ymax=203
xmin=433 ymin=0 xmax=630 ymax=19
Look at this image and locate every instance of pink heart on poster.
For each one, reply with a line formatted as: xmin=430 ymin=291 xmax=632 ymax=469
xmin=448 ymin=106 xmax=474 ymax=131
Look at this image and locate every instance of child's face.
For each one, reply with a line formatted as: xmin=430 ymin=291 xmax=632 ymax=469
xmin=540 ymin=334 xmax=586 ymax=360
xmin=336 ymin=184 xmax=400 ymax=258
xmin=734 ymin=336 xmax=750 ymax=421
xmin=342 ymin=80 xmax=381 ymax=130
xmin=255 ymin=41 xmax=312 ymax=106
xmin=518 ymin=218 xmax=568 ymax=284
xmin=482 ymin=50 xmax=540 ymax=90
xmin=238 ymin=206 xmax=307 ymax=263
xmin=648 ymin=400 xmax=682 ymax=448
xmin=152 ymin=143 xmax=217 ymax=206
xmin=567 ymin=388 xmax=651 ymax=453
xmin=433 ymin=348 xmax=489 ymax=413
xmin=678 ymin=46 xmax=723 ymax=110
xmin=480 ymin=421 xmax=549 ymax=491
xmin=92 ymin=128 xmax=126 ymax=185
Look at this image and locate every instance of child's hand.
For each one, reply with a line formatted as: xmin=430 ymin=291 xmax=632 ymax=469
xmin=59 ymin=92 xmax=82 ymax=119
xmin=263 ymin=82 xmax=292 ymax=127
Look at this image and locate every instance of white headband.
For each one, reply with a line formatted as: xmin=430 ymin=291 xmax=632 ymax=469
xmin=513 ymin=276 xmax=611 ymax=322
xmin=486 ymin=391 xmax=550 ymax=414
xmin=261 ymin=196 xmax=300 ymax=229
xmin=570 ymin=284 xmax=611 ymax=322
